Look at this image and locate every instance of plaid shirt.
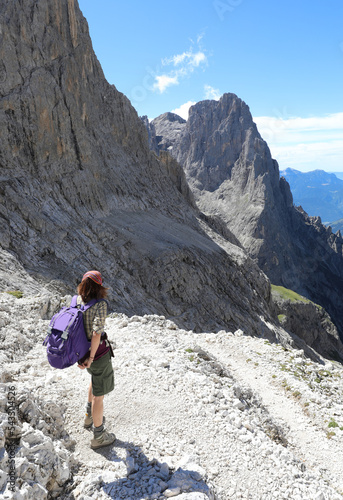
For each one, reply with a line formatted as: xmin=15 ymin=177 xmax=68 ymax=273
xmin=76 ymin=296 xmax=107 ymax=340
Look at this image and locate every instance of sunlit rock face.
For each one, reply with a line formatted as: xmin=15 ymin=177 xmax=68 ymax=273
xmin=152 ymin=94 xmax=343 ymax=339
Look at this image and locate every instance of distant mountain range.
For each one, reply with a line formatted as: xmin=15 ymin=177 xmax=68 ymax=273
xmin=280 ymin=168 xmax=343 ymax=230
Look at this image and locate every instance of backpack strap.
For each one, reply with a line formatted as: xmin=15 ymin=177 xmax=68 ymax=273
xmin=81 ymin=298 xmax=98 ymax=311
xmin=72 ymin=295 xmax=105 ymax=311
xmin=71 ymin=295 xmax=78 ymax=308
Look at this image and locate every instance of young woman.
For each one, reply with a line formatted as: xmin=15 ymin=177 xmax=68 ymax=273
xmin=77 ymin=270 xmax=115 ymax=449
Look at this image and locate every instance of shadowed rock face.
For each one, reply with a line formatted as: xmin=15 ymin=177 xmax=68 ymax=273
xmin=0 ymin=0 xmax=281 ymax=336
xmin=152 ymin=95 xmax=343 ymax=339
xmin=271 ymin=286 xmax=343 ymax=363
xmin=140 ymin=116 xmax=159 ymax=154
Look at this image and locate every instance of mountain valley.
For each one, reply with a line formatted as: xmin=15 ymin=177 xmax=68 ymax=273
xmin=1 ymin=0 xmax=343 ymax=498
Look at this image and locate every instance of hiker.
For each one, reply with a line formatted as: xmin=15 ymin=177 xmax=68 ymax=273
xmin=77 ymin=270 xmax=116 ymax=449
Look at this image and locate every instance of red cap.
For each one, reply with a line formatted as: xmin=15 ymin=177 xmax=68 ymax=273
xmin=82 ymin=270 xmax=103 ymax=285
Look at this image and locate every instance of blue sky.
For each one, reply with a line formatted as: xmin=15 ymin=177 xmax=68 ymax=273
xmin=78 ymin=0 xmax=343 ymax=172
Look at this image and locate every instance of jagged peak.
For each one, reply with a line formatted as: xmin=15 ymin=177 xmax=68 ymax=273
xmin=152 ymin=111 xmax=186 ymax=124
xmin=187 ymin=92 xmax=251 ymax=118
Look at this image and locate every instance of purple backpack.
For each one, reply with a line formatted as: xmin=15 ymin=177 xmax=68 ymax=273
xmin=43 ymin=295 xmax=98 ymax=369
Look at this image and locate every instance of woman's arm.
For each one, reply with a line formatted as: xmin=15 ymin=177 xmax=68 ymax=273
xmin=79 ymin=331 xmax=102 ymax=369
xmin=78 ymin=301 xmax=107 ymax=369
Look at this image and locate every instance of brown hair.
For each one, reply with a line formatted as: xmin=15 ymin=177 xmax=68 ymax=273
xmin=77 ymin=278 xmax=108 ymax=303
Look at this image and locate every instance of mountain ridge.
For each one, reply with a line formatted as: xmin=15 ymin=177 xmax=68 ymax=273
xmin=150 ymin=96 xmax=343 ymax=340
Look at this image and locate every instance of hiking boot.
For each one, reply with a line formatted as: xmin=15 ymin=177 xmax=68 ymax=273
xmin=90 ymin=430 xmax=116 ymax=450
xmin=84 ymin=413 xmax=93 ymax=429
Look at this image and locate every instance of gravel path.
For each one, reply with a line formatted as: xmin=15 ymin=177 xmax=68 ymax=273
xmin=1 ymin=293 xmax=343 ymax=499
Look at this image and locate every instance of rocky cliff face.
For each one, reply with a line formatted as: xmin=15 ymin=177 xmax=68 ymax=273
xmin=0 ymin=0 xmax=283 ymax=338
xmin=152 ymin=112 xmax=186 ymax=152
xmin=152 ymin=95 xmax=343 ymax=339
xmin=271 ymin=286 xmax=343 ymax=363
xmin=140 ymin=115 xmax=159 ymax=154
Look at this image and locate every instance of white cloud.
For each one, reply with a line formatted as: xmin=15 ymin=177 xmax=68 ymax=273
xmin=197 ymin=33 xmax=205 ymax=44
xmin=152 ymin=74 xmax=179 ymax=93
xmin=162 ymin=52 xmax=188 ymax=66
xmin=272 ymin=141 xmax=343 ymax=172
xmin=171 ymin=101 xmax=196 ymax=120
xmin=163 ymin=51 xmax=207 ymax=68
xmin=192 ymin=52 xmax=207 ymax=67
xmin=253 ymin=112 xmax=343 ymax=172
xmin=153 ymin=41 xmax=208 ymax=94
xmin=204 ymin=84 xmax=221 ymax=100
xmin=254 ymin=112 xmax=343 ymax=144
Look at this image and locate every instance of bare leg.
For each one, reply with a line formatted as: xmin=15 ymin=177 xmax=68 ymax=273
xmin=92 ymin=395 xmax=104 ymax=428
xmin=88 ymin=382 xmax=92 ymax=403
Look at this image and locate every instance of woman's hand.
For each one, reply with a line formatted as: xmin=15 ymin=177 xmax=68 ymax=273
xmin=83 ymin=357 xmax=94 ymax=368
xmin=77 ymin=332 xmax=100 ymax=369
xmin=78 ymin=357 xmax=94 ymax=369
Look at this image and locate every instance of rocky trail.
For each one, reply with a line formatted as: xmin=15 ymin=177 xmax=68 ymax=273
xmin=197 ymin=334 xmax=343 ymax=495
xmin=1 ymin=292 xmax=343 ymax=499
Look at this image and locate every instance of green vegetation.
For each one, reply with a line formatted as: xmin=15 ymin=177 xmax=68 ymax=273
xmin=328 ymin=419 xmax=339 ymax=428
xmin=281 ymin=379 xmax=291 ymax=392
xmin=271 ymin=284 xmax=311 ymax=304
xmin=185 ymin=348 xmax=194 ymax=353
xmin=6 ymin=290 xmax=23 ymax=299
xmin=317 ymin=370 xmax=332 ymax=378
xmin=277 ymin=314 xmax=287 ymax=323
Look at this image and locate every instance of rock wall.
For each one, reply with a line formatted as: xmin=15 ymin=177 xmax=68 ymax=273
xmin=152 ymin=95 xmax=343 ymax=339
xmin=140 ymin=115 xmax=159 ymax=154
xmin=152 ymin=112 xmax=186 ymax=152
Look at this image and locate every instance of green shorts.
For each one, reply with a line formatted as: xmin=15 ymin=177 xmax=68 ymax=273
xmin=87 ymin=351 xmax=114 ymax=397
